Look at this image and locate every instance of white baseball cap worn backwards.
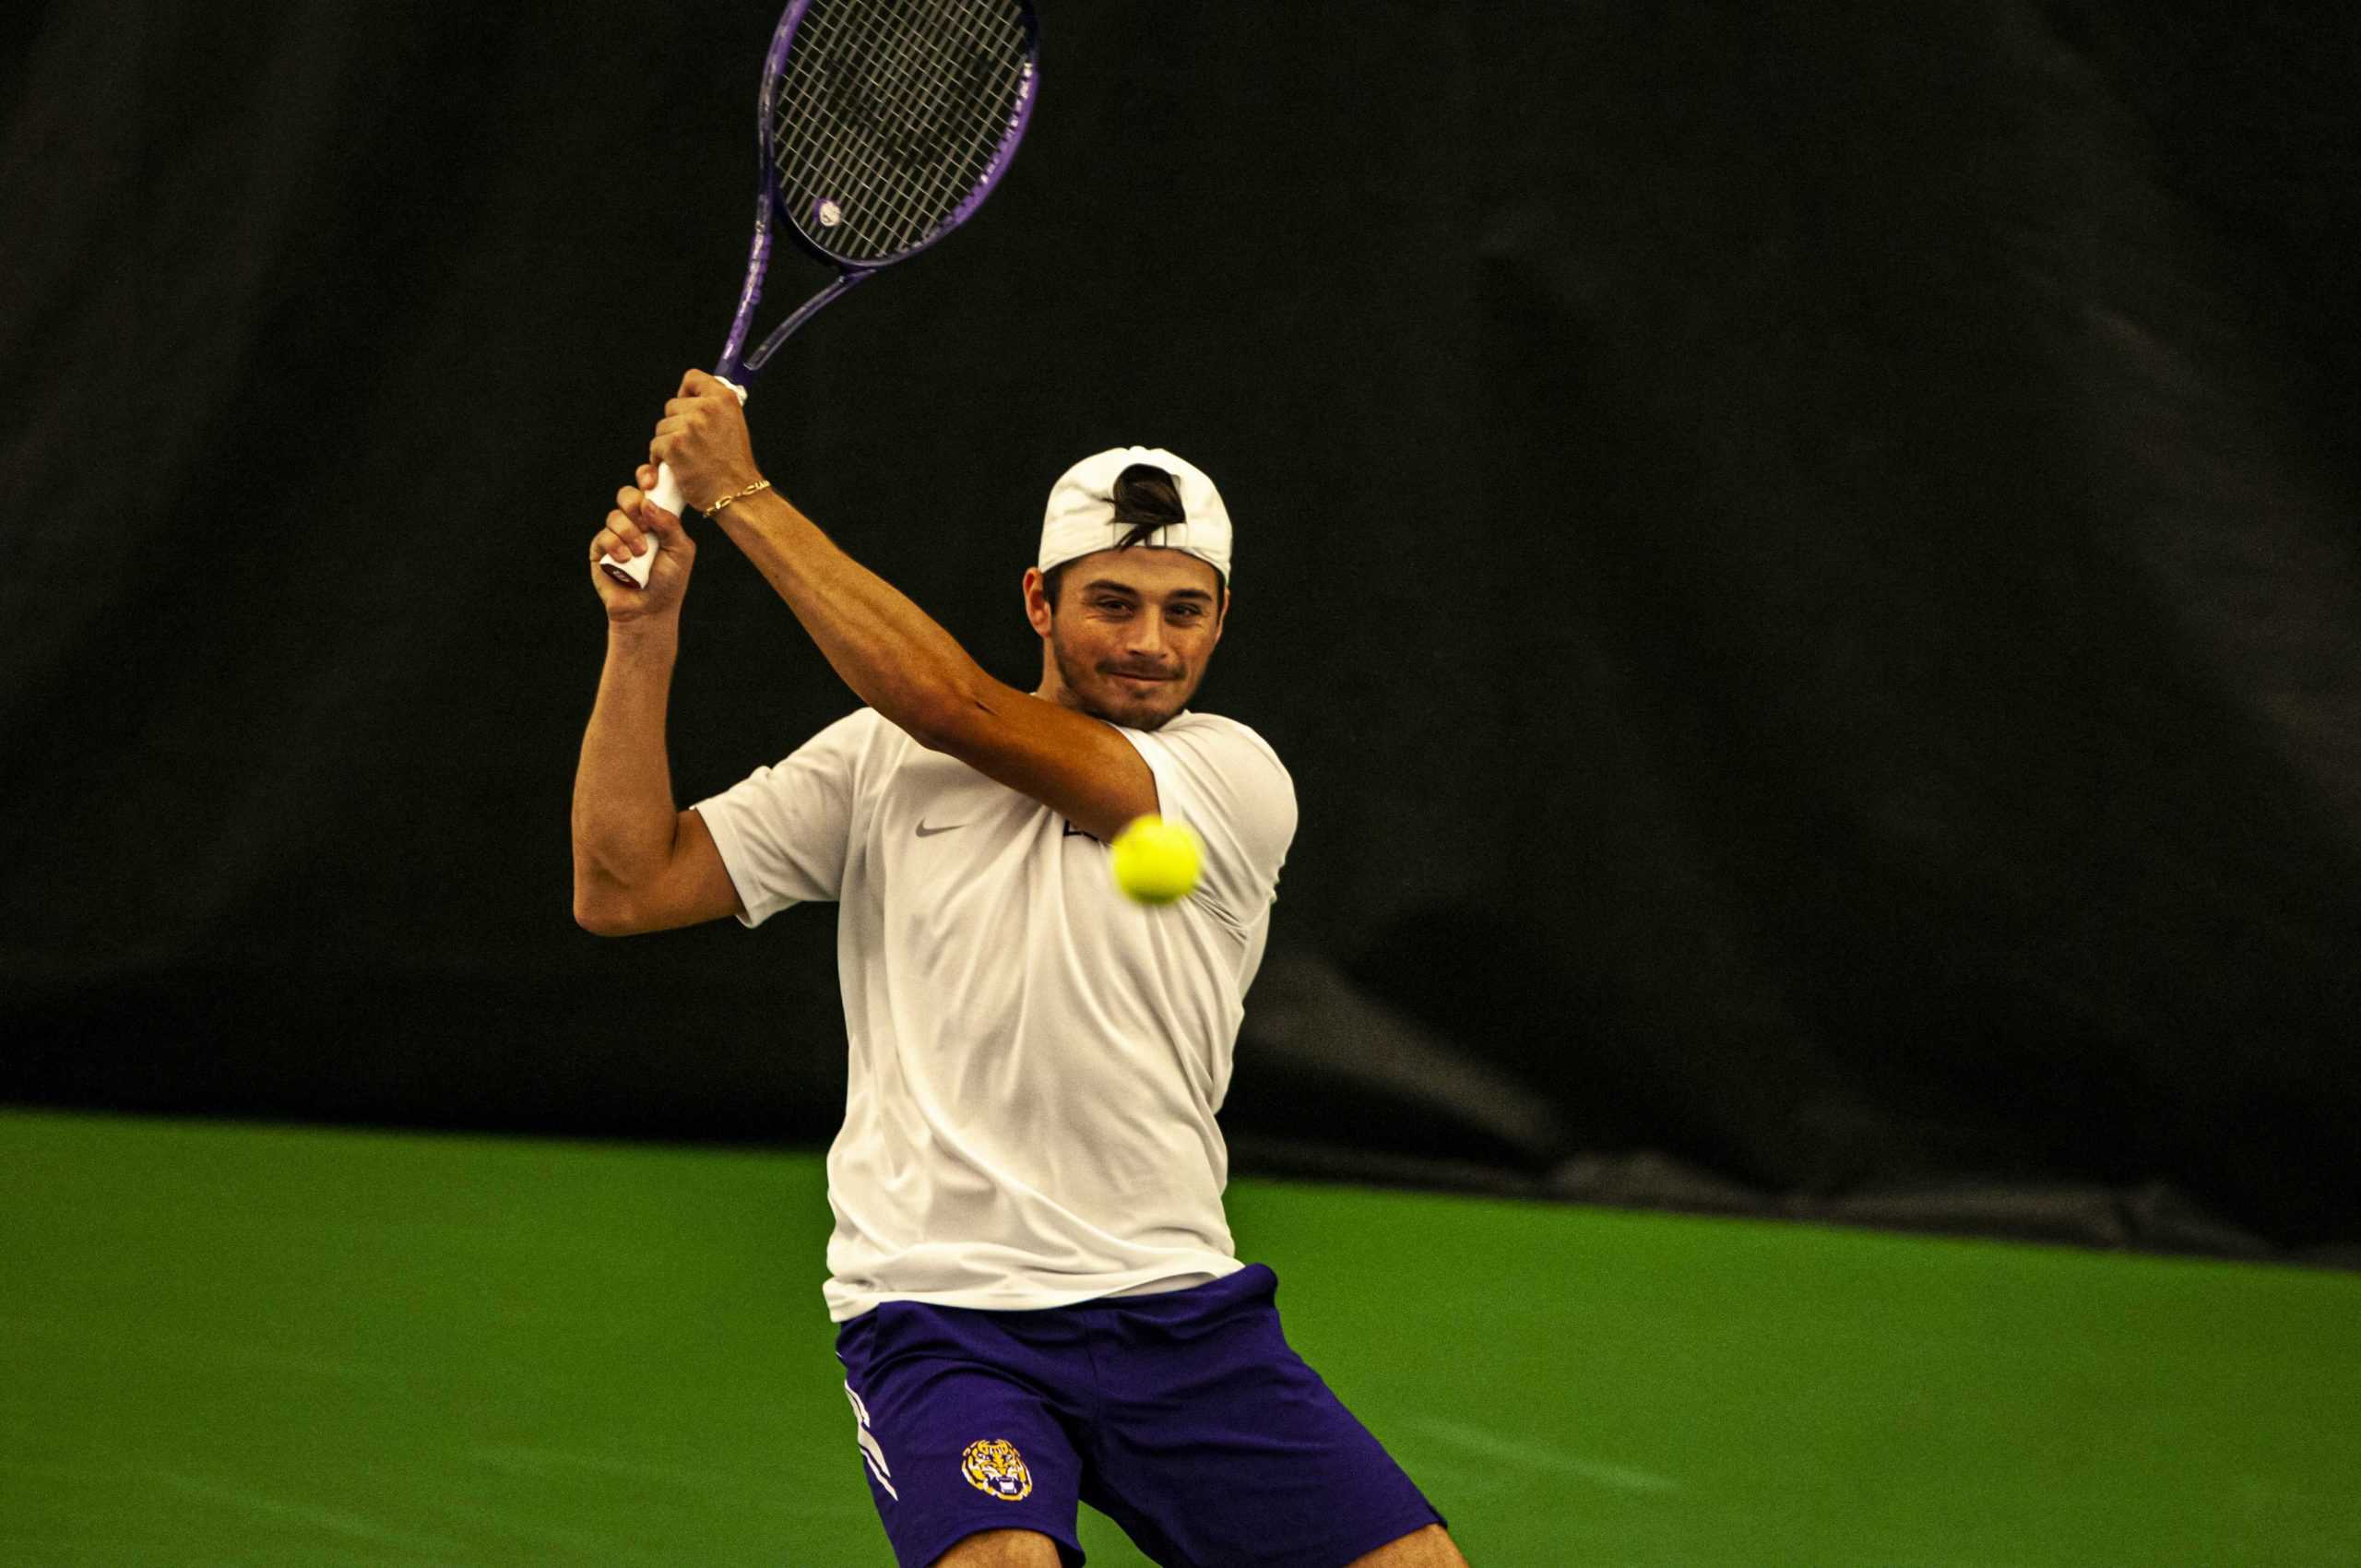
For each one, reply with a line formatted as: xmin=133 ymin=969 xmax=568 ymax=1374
xmin=1038 ymin=446 xmax=1233 ymax=587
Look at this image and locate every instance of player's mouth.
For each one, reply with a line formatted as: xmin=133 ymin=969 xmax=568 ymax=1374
xmin=1107 ymin=669 xmax=1177 ymax=690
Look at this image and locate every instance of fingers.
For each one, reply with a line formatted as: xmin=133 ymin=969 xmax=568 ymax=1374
xmin=636 ymin=462 xmax=658 ymax=491
xmin=671 ymin=369 xmax=751 ymax=408
xmin=596 ymin=472 xmax=688 ymax=565
xmin=616 ymin=483 xmax=677 ymax=530
xmin=646 ymin=430 xmax=715 ymax=477
xmin=638 ymin=495 xmax=682 ymax=537
xmin=648 ymin=414 xmax=691 ymax=465
xmin=650 ymin=372 xmax=756 ymax=503
xmin=594 ymin=508 xmax=649 ymax=563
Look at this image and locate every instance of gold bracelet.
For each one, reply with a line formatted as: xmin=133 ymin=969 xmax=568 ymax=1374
xmin=701 ymin=478 xmax=772 ymax=518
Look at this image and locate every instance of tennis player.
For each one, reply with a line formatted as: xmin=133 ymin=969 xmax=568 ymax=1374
xmin=571 ymin=373 xmax=1469 ymax=1568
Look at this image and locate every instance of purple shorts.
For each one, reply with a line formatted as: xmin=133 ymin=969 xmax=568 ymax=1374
xmin=833 ymin=1264 xmax=1444 ymax=1568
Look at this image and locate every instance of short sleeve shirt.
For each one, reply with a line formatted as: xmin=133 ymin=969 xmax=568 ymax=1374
xmin=692 ymin=707 xmax=1297 ymax=1321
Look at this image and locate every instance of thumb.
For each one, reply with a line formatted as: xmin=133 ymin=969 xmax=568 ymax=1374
xmin=638 ymin=493 xmax=689 ymax=540
xmin=632 ymin=485 xmax=677 ymax=528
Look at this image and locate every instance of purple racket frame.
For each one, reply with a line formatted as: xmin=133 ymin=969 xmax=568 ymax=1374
xmin=604 ymin=0 xmax=1037 ymax=588
xmin=714 ymin=0 xmax=1042 ymax=385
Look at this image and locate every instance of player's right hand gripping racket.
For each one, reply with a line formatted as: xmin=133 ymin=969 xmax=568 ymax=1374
xmin=603 ymin=0 xmax=1040 ymax=588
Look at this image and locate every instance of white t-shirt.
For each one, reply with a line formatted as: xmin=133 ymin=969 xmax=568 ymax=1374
xmin=692 ymin=706 xmax=1297 ymax=1322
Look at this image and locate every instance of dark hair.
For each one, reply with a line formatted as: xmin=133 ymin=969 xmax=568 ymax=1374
xmin=1042 ymin=464 xmax=1225 ymax=608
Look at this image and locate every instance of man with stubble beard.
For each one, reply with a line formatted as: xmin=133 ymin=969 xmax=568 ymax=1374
xmin=571 ymin=372 xmax=1467 ymax=1568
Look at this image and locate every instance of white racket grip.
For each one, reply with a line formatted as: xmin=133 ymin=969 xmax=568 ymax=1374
xmin=599 ymin=375 xmax=750 ymax=588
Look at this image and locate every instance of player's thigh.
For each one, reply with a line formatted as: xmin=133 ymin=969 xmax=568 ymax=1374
xmin=1086 ymin=1268 xmax=1446 ymax=1567
xmin=931 ymin=1527 xmax=1066 ymax=1567
xmin=1344 ymin=1523 xmax=1471 ymax=1567
xmin=838 ymin=1303 xmax=1090 ymax=1568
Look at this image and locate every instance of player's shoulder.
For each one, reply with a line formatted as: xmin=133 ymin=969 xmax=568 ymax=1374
xmin=819 ymin=705 xmax=884 ymax=732
xmin=789 ymin=706 xmax=899 ymax=777
xmin=1157 ymin=711 xmax=1292 ymax=788
xmin=809 ymin=705 xmax=894 ymax=750
xmin=1153 ymin=712 xmax=1297 ymax=862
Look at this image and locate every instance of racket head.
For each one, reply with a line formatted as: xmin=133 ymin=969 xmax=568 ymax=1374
xmin=761 ymin=0 xmax=1040 ymax=272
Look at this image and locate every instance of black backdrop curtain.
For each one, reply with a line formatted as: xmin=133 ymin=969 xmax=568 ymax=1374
xmin=6 ymin=0 xmax=2357 ymax=1256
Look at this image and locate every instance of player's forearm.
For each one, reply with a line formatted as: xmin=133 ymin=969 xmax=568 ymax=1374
xmin=717 ymin=489 xmax=991 ymax=742
xmin=572 ymin=622 xmax=683 ymax=911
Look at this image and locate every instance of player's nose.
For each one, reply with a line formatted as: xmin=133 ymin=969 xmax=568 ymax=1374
xmin=1124 ymin=612 xmax=1170 ymax=657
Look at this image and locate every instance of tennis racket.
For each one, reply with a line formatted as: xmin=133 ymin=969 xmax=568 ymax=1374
xmin=603 ymin=0 xmax=1041 ymax=588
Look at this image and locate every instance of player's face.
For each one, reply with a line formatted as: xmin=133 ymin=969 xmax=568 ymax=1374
xmin=1026 ymin=548 xmax=1228 ymax=731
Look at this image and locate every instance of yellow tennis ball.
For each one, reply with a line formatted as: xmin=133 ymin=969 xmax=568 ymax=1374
xmin=1110 ymin=814 xmax=1203 ymax=905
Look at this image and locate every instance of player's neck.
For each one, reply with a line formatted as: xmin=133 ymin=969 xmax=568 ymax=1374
xmin=1032 ymin=649 xmax=1076 ymax=709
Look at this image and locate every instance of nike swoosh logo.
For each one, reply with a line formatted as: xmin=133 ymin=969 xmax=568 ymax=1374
xmin=915 ymin=821 xmax=966 ymax=837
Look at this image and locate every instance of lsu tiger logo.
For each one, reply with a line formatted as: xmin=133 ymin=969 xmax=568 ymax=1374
xmin=960 ymin=1437 xmax=1034 ymax=1501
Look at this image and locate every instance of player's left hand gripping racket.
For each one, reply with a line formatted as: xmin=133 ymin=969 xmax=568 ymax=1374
xmin=604 ymin=0 xmax=1041 ymax=587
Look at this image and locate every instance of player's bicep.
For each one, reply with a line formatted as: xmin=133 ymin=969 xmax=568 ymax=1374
xmin=925 ymin=681 xmax=1157 ymax=841
xmin=611 ymin=809 xmax=746 ymax=934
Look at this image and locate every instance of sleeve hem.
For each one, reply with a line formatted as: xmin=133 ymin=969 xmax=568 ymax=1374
xmin=690 ymin=798 xmax=787 ymax=929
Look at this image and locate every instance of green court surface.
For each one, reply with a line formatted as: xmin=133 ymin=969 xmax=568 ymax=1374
xmin=3 ymin=1111 xmax=2355 ymax=1567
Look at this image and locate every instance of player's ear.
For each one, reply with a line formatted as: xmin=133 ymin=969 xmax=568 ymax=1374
xmin=1023 ymin=567 xmax=1055 ymax=637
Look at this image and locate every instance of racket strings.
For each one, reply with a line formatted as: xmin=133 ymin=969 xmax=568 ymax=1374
xmin=770 ymin=0 xmax=1033 ymax=265
xmin=795 ymin=0 xmax=1023 ymax=248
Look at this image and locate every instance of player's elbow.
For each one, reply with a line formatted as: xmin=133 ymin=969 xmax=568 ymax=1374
xmin=572 ymin=883 xmax=637 ymax=937
xmin=897 ymin=680 xmax=993 ymax=756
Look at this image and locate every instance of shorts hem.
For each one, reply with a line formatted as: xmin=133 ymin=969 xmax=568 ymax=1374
xmin=896 ymin=1521 xmax=1086 ymax=1568
xmin=1288 ymin=1503 xmax=1448 ymax=1568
